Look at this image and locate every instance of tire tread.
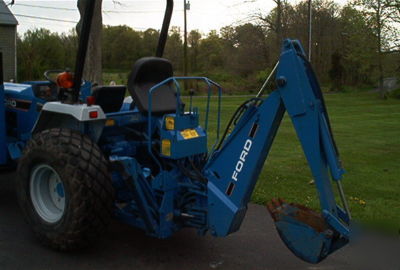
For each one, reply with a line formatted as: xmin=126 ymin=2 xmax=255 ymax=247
xmin=17 ymin=128 xmax=114 ymax=251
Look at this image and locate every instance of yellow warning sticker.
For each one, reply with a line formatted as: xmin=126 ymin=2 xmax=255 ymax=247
xmin=180 ymin=129 xmax=199 ymax=140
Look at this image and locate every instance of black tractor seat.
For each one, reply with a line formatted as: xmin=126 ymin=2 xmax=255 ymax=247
xmin=92 ymin=85 xmax=126 ymax=113
xmin=127 ymin=57 xmax=177 ymax=115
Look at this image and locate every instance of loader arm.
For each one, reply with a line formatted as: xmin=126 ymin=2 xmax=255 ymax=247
xmin=204 ymin=39 xmax=351 ymax=263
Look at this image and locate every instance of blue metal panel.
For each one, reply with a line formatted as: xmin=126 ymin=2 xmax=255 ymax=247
xmin=159 ymin=113 xmax=207 ymax=159
xmin=79 ymin=81 xmax=92 ymax=102
xmin=4 ymin=82 xmax=34 ymax=96
xmin=205 ymin=91 xmax=285 ymax=236
xmin=3 ymin=84 xmax=40 ymax=140
xmin=276 ymin=40 xmax=342 ymax=215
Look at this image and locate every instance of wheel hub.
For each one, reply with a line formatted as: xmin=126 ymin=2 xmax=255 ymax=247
xmin=30 ymin=164 xmax=65 ymax=223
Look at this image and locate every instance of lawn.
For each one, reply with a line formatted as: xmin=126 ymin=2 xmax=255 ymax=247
xmin=185 ymin=92 xmax=400 ymax=233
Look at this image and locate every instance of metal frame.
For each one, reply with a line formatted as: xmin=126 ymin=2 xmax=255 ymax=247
xmin=146 ymin=76 xmax=222 ymax=168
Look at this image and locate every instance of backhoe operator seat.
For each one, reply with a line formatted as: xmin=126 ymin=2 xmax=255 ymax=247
xmin=92 ymin=85 xmax=126 ymax=113
xmin=127 ymin=57 xmax=177 ymax=115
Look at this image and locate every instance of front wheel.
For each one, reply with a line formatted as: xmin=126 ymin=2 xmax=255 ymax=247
xmin=17 ymin=128 xmax=114 ymax=251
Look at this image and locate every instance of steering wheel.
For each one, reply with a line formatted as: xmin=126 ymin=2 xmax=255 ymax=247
xmin=44 ymin=69 xmax=86 ymax=87
xmin=44 ymin=69 xmax=65 ymax=84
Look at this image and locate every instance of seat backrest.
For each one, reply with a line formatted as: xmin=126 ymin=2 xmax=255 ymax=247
xmin=92 ymin=85 xmax=126 ymax=113
xmin=127 ymin=57 xmax=177 ymax=115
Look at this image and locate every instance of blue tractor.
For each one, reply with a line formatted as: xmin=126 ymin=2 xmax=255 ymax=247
xmin=0 ymin=0 xmax=351 ymax=264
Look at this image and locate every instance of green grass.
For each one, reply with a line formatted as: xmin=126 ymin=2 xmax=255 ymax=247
xmin=185 ymin=92 xmax=400 ymax=233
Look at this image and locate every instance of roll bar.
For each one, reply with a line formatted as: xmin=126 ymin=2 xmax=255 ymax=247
xmin=156 ymin=0 xmax=174 ymax=57
xmin=72 ymin=0 xmax=96 ymax=103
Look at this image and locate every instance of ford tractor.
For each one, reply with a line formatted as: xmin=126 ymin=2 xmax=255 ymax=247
xmin=0 ymin=0 xmax=351 ymax=264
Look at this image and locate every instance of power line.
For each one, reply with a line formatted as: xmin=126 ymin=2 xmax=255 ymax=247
xmin=103 ymin=9 xmax=184 ymax=14
xmin=16 ymin=19 xmax=77 ymax=29
xmin=14 ymin=3 xmax=76 ymax=11
xmin=0 ymin=11 xmax=78 ymax=23
xmin=13 ymin=3 xmax=183 ymax=14
xmin=3 ymin=12 xmax=156 ymax=32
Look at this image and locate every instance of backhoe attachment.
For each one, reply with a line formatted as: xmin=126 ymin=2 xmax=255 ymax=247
xmin=204 ymin=39 xmax=351 ymax=263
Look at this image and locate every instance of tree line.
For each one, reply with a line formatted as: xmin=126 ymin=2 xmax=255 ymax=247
xmin=17 ymin=0 xmax=399 ymax=94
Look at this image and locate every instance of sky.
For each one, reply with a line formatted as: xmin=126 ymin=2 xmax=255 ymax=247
xmin=7 ymin=0 xmax=350 ymax=35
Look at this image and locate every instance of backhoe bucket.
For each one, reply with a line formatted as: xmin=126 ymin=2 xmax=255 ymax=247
xmin=267 ymin=199 xmax=349 ymax=264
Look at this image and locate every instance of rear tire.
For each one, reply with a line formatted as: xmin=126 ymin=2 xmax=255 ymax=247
xmin=16 ymin=128 xmax=114 ymax=251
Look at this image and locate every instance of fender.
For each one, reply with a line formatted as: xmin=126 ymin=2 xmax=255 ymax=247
xmin=32 ymin=102 xmax=106 ymax=142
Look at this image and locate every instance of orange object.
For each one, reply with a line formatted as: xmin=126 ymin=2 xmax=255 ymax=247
xmin=56 ymin=72 xmax=74 ymax=89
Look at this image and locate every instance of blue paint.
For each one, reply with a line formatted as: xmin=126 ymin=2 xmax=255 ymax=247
xmin=56 ymin=183 xmax=65 ymax=198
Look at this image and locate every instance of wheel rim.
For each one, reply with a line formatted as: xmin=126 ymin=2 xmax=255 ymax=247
xmin=30 ymin=164 xmax=66 ymax=223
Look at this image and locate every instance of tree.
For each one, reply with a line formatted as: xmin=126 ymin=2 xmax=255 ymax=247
xmin=339 ymin=6 xmax=377 ymax=85
xmin=164 ymin=27 xmax=184 ymax=71
xmin=257 ymin=0 xmax=291 ymax=57
xmin=231 ymin=24 xmax=268 ymax=76
xmin=141 ymin=29 xmax=160 ymax=57
xmin=102 ymin=25 xmax=142 ymax=70
xmin=354 ymin=0 xmax=395 ymax=98
xmin=384 ymin=0 xmax=400 ymax=24
xmin=329 ymin=50 xmax=344 ymax=91
xmin=188 ymin=30 xmax=201 ymax=72
xmin=198 ymin=30 xmax=225 ymax=71
xmin=15 ymin=1 xmax=398 ymax=93
xmin=77 ymin=0 xmax=103 ymax=84
xmin=383 ymin=0 xmax=400 ymax=51
xmin=17 ymin=29 xmax=66 ymax=80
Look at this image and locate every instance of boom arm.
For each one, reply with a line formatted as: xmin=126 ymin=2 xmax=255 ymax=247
xmin=204 ymin=40 xmax=350 ymax=263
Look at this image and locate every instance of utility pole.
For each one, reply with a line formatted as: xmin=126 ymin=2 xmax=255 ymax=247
xmin=308 ymin=0 xmax=312 ymax=62
xmin=183 ymin=0 xmax=190 ymax=78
